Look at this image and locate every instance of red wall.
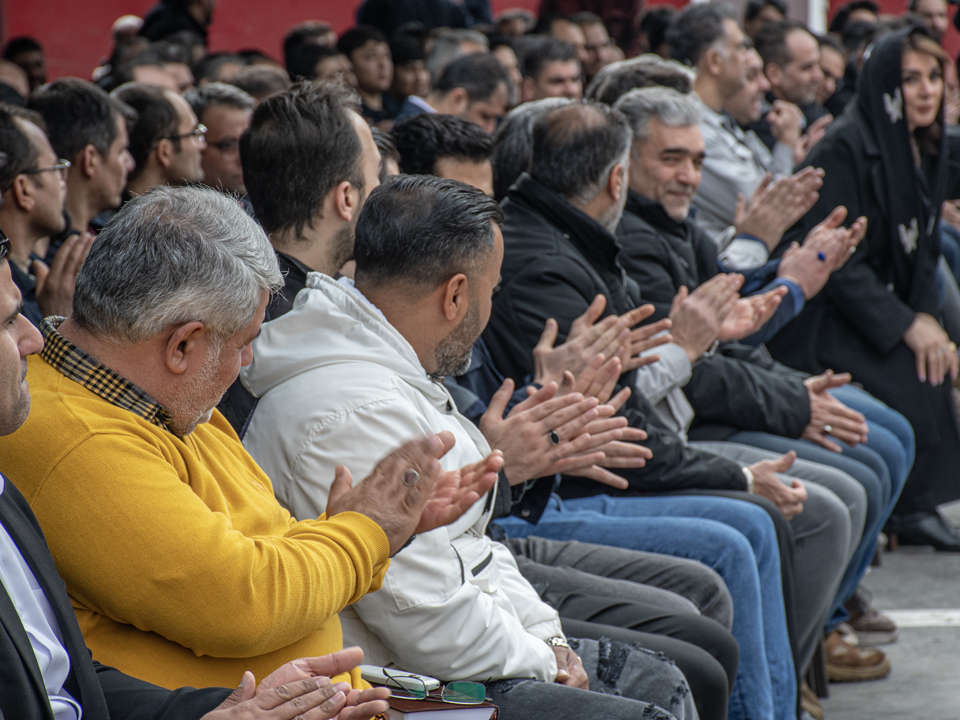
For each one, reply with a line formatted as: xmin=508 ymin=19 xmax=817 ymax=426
xmin=4 ymin=0 xmax=957 ymax=82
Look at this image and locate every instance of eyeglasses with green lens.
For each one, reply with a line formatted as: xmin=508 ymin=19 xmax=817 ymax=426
xmin=381 ymin=669 xmax=486 ymax=705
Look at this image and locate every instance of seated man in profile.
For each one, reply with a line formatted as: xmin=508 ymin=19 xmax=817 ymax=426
xmin=0 ymin=184 xmax=498 ymax=692
xmin=242 ymin=175 xmax=697 ymax=720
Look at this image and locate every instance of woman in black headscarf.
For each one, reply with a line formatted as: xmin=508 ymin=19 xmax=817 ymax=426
xmin=767 ymin=26 xmax=960 ymax=550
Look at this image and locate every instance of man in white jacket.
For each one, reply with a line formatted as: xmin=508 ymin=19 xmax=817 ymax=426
xmin=242 ymin=175 xmax=696 ymax=720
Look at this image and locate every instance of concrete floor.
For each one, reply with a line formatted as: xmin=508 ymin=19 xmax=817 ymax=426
xmin=819 ymin=502 xmax=960 ymax=720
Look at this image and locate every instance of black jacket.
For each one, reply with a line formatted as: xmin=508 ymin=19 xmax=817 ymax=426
xmin=484 ymin=174 xmax=747 ymax=495
xmin=767 ymin=30 xmax=960 ymax=452
xmin=0 ymin=478 xmax=229 ymax=720
xmin=614 ymin=190 xmax=811 ymax=442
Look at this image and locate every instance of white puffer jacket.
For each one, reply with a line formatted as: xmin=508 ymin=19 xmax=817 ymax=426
xmin=242 ymin=273 xmax=562 ymax=683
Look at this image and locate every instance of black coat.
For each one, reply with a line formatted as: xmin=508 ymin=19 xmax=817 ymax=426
xmin=766 ymin=28 xmax=960 ymax=513
xmin=484 ymin=174 xmax=748 ymax=496
xmin=614 ymin=190 xmax=812 ymax=442
xmin=0 ymin=478 xmax=229 ymax=720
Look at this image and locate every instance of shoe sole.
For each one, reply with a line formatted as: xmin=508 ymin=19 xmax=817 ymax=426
xmin=854 ymin=629 xmax=900 ymax=646
xmin=827 ymin=656 xmax=892 ymax=682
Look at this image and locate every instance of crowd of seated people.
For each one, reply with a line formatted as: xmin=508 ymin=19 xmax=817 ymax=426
xmin=2 ymin=0 xmax=960 ymax=718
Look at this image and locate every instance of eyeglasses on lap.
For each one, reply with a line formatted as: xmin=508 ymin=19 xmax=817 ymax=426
xmin=382 ymin=668 xmax=488 ymax=705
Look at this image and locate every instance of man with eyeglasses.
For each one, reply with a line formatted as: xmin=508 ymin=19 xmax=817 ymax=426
xmin=185 ymin=82 xmax=255 ymax=197
xmin=0 ymin=106 xmax=91 ymax=326
xmin=111 ymin=82 xmax=206 ymax=198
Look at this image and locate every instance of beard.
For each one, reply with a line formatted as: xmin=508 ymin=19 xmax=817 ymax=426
xmin=328 ymin=223 xmax=356 ymax=275
xmin=598 ymin=183 xmax=629 ymax=234
xmin=433 ymin=299 xmax=482 ymax=378
xmin=166 ymin=342 xmax=226 ymax=436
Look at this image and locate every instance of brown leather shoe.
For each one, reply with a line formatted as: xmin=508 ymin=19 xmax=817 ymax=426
xmin=825 ymin=629 xmax=892 ymax=682
xmin=801 ymin=681 xmax=824 ymax=720
xmin=845 ymin=588 xmax=899 ymax=645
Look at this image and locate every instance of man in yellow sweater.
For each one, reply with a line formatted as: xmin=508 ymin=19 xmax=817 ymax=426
xmin=0 ymin=185 xmax=500 ymax=692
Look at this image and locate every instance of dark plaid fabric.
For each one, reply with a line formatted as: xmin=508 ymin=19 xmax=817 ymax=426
xmin=39 ymin=317 xmax=173 ymax=430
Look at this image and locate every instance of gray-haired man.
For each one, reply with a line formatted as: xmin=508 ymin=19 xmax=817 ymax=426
xmin=0 ymin=184 xmax=498 ymax=691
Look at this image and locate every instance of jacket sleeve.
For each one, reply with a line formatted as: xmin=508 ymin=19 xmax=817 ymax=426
xmin=561 ymin=390 xmax=748 ymax=495
xmin=30 ymin=435 xmax=391 ymax=659
xmin=291 ymin=399 xmax=562 ymax=684
xmin=783 ymin=138 xmax=918 ymax=354
xmin=682 ymin=347 xmax=811 ymax=438
xmin=95 ymin=661 xmax=232 ymax=720
xmin=633 ymin=341 xmax=693 ymax=405
xmin=486 ymin=255 xmax=615 ymax=381
xmin=616 ymin=228 xmax=678 ymax=322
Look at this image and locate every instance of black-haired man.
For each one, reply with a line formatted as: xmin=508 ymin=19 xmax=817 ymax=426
xmin=2 ymin=36 xmax=45 ymax=92
xmin=743 ymin=0 xmax=788 ymax=40
xmin=337 ymin=26 xmax=393 ymax=124
xmin=392 ymin=113 xmax=494 ymax=194
xmin=29 ymin=78 xmax=136 ymax=245
xmin=184 ymin=82 xmax=254 ymax=195
xmin=521 ymin=38 xmax=583 ymax=102
xmin=395 ymin=53 xmax=510 ymax=134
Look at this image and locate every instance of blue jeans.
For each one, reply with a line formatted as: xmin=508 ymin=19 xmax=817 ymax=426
xmin=497 ymin=494 xmax=795 ymax=720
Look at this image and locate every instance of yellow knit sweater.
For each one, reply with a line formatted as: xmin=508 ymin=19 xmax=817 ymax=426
xmin=0 ymin=354 xmax=390 ymax=690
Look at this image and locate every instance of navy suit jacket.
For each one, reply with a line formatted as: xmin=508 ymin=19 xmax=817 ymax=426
xmin=0 ymin=475 xmax=230 ymax=720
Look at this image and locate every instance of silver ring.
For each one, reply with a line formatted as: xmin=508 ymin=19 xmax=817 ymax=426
xmin=548 ymin=430 xmax=561 ymax=445
xmin=823 ymin=425 xmax=833 ymax=434
xmin=401 ymin=469 xmax=420 ymax=487
xmin=937 ymin=348 xmax=946 ymax=357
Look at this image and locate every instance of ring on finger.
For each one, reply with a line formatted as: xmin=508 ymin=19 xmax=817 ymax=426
xmin=548 ymin=430 xmax=561 ymax=445
xmin=401 ymin=469 xmax=420 ymax=487
xmin=823 ymin=424 xmax=833 ymax=434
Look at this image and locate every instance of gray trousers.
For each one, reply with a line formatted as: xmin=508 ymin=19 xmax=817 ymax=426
xmin=505 ymin=535 xmax=733 ymax=628
xmin=506 ymin=537 xmax=738 ymax=720
xmin=692 ymin=441 xmax=866 ymax=672
xmin=485 ymin=636 xmax=697 ymax=720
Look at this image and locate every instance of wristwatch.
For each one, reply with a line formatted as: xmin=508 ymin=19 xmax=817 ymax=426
xmin=742 ymin=467 xmax=755 ymax=494
xmin=546 ymin=636 xmax=570 ymax=649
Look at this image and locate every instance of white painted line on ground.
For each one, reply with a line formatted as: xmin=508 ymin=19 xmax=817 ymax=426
xmin=883 ymin=609 xmax=960 ymax=627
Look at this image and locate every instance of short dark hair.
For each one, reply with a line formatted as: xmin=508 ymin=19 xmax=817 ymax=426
xmin=435 ymin=53 xmax=510 ymax=103
xmin=521 ymin=38 xmax=579 ymax=81
xmin=111 ymin=83 xmax=179 ymax=181
xmin=194 ymin=52 xmax=245 ymax=83
xmin=370 ymin=127 xmax=400 ymax=181
xmin=225 ymin=65 xmax=291 ymax=102
xmin=29 ymin=78 xmax=135 ymax=162
xmin=585 ymin=56 xmax=693 ymax=105
xmin=841 ymin=20 xmax=879 ymax=51
xmin=241 ymin=81 xmax=363 ymax=238
xmin=389 ymin=34 xmax=426 ymax=67
xmin=817 ymin=32 xmax=845 ymax=55
xmin=744 ymin=0 xmax=788 ymax=22
xmin=0 ymin=106 xmax=41 ymax=192
xmin=392 ymin=114 xmax=493 ymax=176
xmin=183 ymin=82 xmax=254 ymax=122
xmin=639 ymin=6 xmax=676 ymax=53
xmin=754 ymin=19 xmax=811 ymax=68
xmin=337 ymin=25 xmax=389 ymax=61
xmin=2 ymin=37 xmax=42 ymax=61
xmin=283 ymin=21 xmax=335 ymax=68
xmin=828 ymin=0 xmax=880 ymax=35
xmin=286 ymin=45 xmax=345 ymax=81
xmin=571 ymin=11 xmax=605 ymax=26
xmin=530 ymin=101 xmax=631 ymax=203
xmin=666 ymin=3 xmax=739 ymax=68
xmin=354 ymin=174 xmax=503 ymax=293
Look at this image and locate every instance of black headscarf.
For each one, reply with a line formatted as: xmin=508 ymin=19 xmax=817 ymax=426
xmin=855 ymin=26 xmax=948 ymax=305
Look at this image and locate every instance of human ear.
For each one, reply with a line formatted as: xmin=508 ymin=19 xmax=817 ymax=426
xmin=442 ymin=273 xmax=470 ymax=321
xmin=155 ymin=138 xmax=175 ymax=169
xmin=164 ymin=321 xmax=207 ymax=375
xmin=608 ymin=162 xmax=625 ymax=202
xmin=332 ymin=180 xmax=355 ymax=222
xmin=81 ymin=145 xmax=99 ymax=179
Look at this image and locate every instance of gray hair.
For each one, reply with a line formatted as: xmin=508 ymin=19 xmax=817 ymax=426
xmin=183 ymin=82 xmax=255 ymax=121
xmin=427 ymin=30 xmax=490 ymax=81
xmin=492 ymin=97 xmax=573 ymax=201
xmin=614 ymin=86 xmax=702 ymax=147
xmin=73 ymin=185 xmax=283 ymax=344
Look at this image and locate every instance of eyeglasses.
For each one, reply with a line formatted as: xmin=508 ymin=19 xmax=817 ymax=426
xmin=381 ymin=669 xmax=487 ymax=705
xmin=21 ymin=159 xmax=71 ymax=179
xmin=164 ymin=123 xmax=207 ymax=142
